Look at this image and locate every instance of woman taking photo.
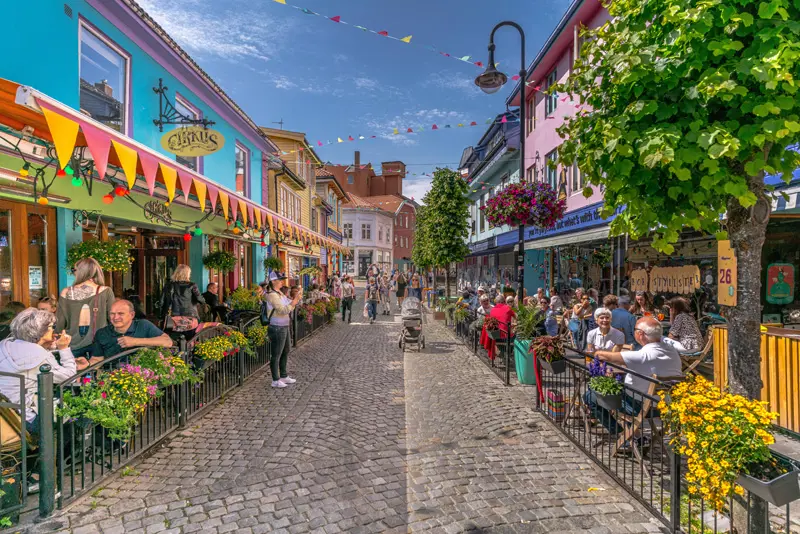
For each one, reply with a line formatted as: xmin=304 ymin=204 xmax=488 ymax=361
xmin=263 ymin=272 xmax=303 ymax=388
xmin=160 ymin=264 xmax=205 ymax=333
xmin=56 ymin=258 xmax=115 ymax=366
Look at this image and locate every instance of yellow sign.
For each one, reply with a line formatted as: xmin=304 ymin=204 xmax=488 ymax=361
xmin=630 ymin=268 xmax=648 ymax=293
xmin=161 ymin=126 xmax=225 ymax=157
xmin=649 ymin=265 xmax=701 ymax=295
xmin=718 ymin=240 xmax=737 ymax=306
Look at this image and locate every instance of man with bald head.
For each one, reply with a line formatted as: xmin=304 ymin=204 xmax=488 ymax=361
xmin=588 ymin=316 xmax=682 ymax=437
xmin=87 ymin=299 xmax=172 ymax=359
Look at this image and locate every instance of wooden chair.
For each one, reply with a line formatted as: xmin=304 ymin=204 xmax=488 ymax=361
xmin=679 ymin=333 xmax=713 ymax=376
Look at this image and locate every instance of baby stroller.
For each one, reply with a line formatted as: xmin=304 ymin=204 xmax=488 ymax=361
xmin=399 ymin=297 xmax=425 ymax=351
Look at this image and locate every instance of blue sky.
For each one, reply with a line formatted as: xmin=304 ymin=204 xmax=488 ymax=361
xmin=139 ymin=0 xmax=572 ymax=201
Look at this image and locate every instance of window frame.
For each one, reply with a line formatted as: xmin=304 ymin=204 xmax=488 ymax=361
xmin=344 ymin=223 xmax=353 ymax=239
xmin=546 ymin=149 xmax=559 ymax=190
xmin=362 ymin=223 xmax=371 ymax=240
xmin=545 ymin=68 xmax=558 ymax=117
xmin=78 ymin=18 xmax=132 ymax=136
xmin=235 ymin=141 xmax=251 ymax=198
xmin=173 ymin=93 xmax=204 ymax=173
xmin=526 ymin=96 xmax=535 ymax=135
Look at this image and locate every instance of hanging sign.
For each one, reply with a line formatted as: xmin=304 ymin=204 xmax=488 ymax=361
xmin=766 ymin=263 xmax=794 ymax=305
xmin=143 ymin=200 xmax=173 ymax=225
xmin=630 ymin=268 xmax=648 ymax=293
xmin=718 ymin=240 xmax=738 ymax=306
xmin=161 ymin=126 xmax=225 ymax=157
xmin=649 ymin=265 xmax=701 ymax=295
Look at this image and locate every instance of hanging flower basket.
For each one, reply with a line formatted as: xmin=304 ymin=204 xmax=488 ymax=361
xmin=482 ymin=182 xmax=566 ymax=228
xmin=67 ymin=239 xmax=133 ymax=272
xmin=203 ymin=250 xmax=237 ymax=272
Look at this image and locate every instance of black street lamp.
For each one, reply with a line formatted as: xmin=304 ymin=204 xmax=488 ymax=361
xmin=476 ymin=21 xmax=527 ymax=298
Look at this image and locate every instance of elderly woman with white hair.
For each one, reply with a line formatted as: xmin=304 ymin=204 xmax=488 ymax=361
xmin=586 ymin=307 xmax=625 ymax=353
xmin=0 ymin=308 xmax=76 ymax=435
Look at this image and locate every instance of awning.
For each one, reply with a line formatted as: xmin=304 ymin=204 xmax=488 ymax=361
xmin=524 ymin=225 xmax=610 ymax=250
xmin=772 ymin=182 xmax=800 ymax=214
xmin=0 ymin=78 xmax=346 ymax=254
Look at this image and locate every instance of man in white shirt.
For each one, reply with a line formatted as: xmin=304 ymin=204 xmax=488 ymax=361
xmin=589 ymin=316 xmax=682 ymax=436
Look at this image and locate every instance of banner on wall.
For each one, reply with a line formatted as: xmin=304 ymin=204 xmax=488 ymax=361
xmin=630 ymin=268 xmax=648 ymax=293
xmin=649 ymin=265 xmax=701 ymax=295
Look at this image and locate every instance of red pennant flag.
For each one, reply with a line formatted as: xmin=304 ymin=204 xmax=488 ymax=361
xmin=534 ymin=85 xmax=541 ymax=91
xmin=348 ymin=136 xmax=354 ymax=141
xmin=330 ymin=15 xmax=341 ymax=22
xmin=440 ymin=52 xmax=450 ymax=57
xmin=470 ymin=121 xmax=477 ymax=126
xmin=501 ymin=116 xmax=508 ymax=123
xmin=474 ymin=61 xmax=483 ymax=67
xmin=561 ymin=96 xmax=569 ymax=102
xmin=298 ymin=147 xmax=304 ymax=151
xmin=432 ymin=124 xmax=438 ymax=130
xmin=378 ymin=30 xmax=388 ymax=36
xmin=407 ymin=128 xmax=413 ymax=133
xmin=512 ymin=75 xmax=520 ymax=81
xmin=317 ymin=141 xmax=323 ymax=147
xmin=370 ymin=135 xmax=376 ymax=138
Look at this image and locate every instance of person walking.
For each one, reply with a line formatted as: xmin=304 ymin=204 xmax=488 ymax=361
xmin=160 ymin=264 xmax=205 ymax=334
xmin=365 ymin=276 xmax=380 ymax=324
xmin=56 ymin=258 xmax=115 ymax=366
xmin=396 ymin=272 xmax=408 ymax=309
xmin=263 ymin=272 xmax=303 ymax=388
xmin=380 ymin=276 xmax=391 ymax=315
xmin=406 ymin=273 xmax=423 ymax=302
xmin=341 ymin=275 xmax=356 ymax=323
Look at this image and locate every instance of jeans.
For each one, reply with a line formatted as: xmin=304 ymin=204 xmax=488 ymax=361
xmin=381 ymin=297 xmax=391 ymax=314
xmin=268 ymin=325 xmax=290 ymax=381
xmin=367 ymin=300 xmax=378 ymax=320
xmin=341 ymin=297 xmax=353 ymax=321
xmin=584 ymin=390 xmax=653 ymax=436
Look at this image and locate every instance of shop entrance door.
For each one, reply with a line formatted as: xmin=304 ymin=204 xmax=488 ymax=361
xmin=144 ymin=251 xmax=179 ymax=319
xmin=359 ymin=256 xmax=369 ymax=277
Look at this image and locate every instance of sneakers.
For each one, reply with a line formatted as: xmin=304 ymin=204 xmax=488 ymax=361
xmin=280 ymin=377 xmax=297 ymax=384
xmin=370 ymin=318 xmax=375 ymax=324
xmin=271 ymin=380 xmax=287 ymax=388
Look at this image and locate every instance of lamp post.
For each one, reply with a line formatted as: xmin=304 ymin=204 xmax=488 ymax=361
xmin=475 ymin=21 xmax=527 ymax=298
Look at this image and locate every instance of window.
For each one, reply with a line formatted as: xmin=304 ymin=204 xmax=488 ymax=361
xmin=362 ymin=224 xmax=371 ymax=240
xmin=386 ymin=229 xmax=391 ymax=243
xmin=395 ymin=235 xmax=398 ymax=245
xmin=235 ymin=143 xmax=250 ymax=197
xmin=571 ymin=160 xmax=584 ymax=193
xmin=526 ymin=166 xmax=534 ymax=183
xmin=526 ymin=97 xmax=535 ymax=135
xmin=79 ymin=22 xmax=130 ymax=133
xmin=279 ymin=185 xmax=302 ymax=223
xmin=479 ymin=196 xmax=486 ymax=232
xmin=344 ymin=223 xmax=353 ymax=239
xmin=173 ymin=96 xmax=202 ymax=171
xmin=404 ymin=215 xmax=408 ymax=228
xmin=546 ymin=149 xmax=558 ymax=189
xmin=347 ymin=174 xmax=354 ymax=184
xmin=311 ymin=208 xmax=318 ymax=233
xmin=545 ymin=68 xmax=558 ymax=117
xmin=378 ymin=227 xmax=383 ymax=241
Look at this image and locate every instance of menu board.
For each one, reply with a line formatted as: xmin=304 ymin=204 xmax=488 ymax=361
xmin=718 ymin=240 xmax=737 ymax=306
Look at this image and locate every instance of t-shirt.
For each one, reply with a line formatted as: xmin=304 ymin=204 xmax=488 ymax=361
xmin=620 ymin=341 xmax=682 ymax=393
xmin=611 ymin=308 xmax=637 ymax=344
xmin=88 ymin=320 xmax=166 ymax=358
xmin=367 ymin=284 xmax=379 ymax=302
xmin=587 ymin=327 xmax=625 ymax=351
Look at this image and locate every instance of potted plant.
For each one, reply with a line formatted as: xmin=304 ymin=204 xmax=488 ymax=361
xmin=203 ymin=250 xmax=237 ymax=273
xmin=530 ymin=335 xmax=566 ymax=374
xmin=229 ymin=286 xmax=261 ymax=311
xmin=67 ymin=239 xmax=133 ymax=272
xmin=513 ymin=305 xmax=544 ymax=385
xmin=587 ymin=357 xmax=623 ymax=411
xmin=264 ymin=256 xmax=283 ymax=276
xmin=484 ymin=316 xmax=504 ymax=340
xmin=660 ymin=376 xmax=800 ymax=509
xmin=481 ymin=181 xmax=566 ymax=229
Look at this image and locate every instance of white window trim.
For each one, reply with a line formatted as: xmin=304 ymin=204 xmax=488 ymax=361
xmin=78 ymin=19 xmax=132 ymax=136
xmin=279 ymin=184 xmax=302 ymax=223
xmin=235 ymin=142 xmax=251 ymax=198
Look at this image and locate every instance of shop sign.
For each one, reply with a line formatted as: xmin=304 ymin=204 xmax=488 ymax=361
xmin=161 ymin=125 xmax=225 ymax=157
xmin=470 ymin=239 xmax=490 ymax=253
xmin=718 ymin=240 xmax=738 ymax=306
xmin=143 ymin=200 xmax=173 ymax=225
xmin=524 ymin=202 xmax=624 ymax=242
xmin=28 ymin=266 xmax=43 ymax=290
xmin=649 ymin=265 xmax=701 ymax=295
xmin=766 ymin=263 xmax=794 ymax=305
xmin=630 ymin=268 xmax=648 ymax=293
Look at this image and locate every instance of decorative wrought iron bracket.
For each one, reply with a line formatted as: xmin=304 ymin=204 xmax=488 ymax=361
xmin=72 ymin=209 xmax=101 ymax=230
xmin=152 ymin=78 xmax=215 ymax=132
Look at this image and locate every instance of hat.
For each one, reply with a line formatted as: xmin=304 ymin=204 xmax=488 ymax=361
xmin=477 ymin=286 xmax=486 ymax=292
xmin=269 ymin=271 xmax=288 ymax=282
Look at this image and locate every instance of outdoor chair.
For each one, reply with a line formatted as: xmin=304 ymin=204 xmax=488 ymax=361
xmin=679 ymin=333 xmax=713 ymax=376
xmin=0 ymin=394 xmax=38 ymax=501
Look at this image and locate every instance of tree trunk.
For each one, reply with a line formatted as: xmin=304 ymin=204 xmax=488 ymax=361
xmin=445 ymin=268 xmax=451 ymax=303
xmin=725 ymin=184 xmax=770 ymax=533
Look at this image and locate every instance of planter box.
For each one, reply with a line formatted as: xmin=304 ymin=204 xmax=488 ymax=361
xmin=538 ymin=357 xmax=567 ymax=375
xmin=592 ymin=391 xmax=622 ymax=411
xmin=737 ymin=467 xmax=800 ymax=507
xmin=513 ymin=340 xmax=536 ymax=385
xmin=487 ymin=329 xmax=504 ymax=340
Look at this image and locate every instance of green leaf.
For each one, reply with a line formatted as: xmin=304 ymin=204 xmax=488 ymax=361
xmin=715 ymin=231 xmax=729 ymax=241
xmin=744 ymin=159 xmax=764 ymax=176
xmin=708 ymin=144 xmax=726 ymax=158
xmin=583 ymin=187 xmax=593 ymax=198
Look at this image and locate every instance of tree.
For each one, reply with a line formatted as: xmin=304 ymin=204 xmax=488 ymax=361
xmin=413 ymin=168 xmax=471 ymax=300
xmin=557 ymin=0 xmax=800 ymax=404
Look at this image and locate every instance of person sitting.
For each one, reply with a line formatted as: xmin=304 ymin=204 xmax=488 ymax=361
xmin=0 ymin=301 xmax=27 ymax=341
xmin=630 ymin=291 xmax=655 ymax=317
xmin=586 ymin=308 xmax=625 ymax=352
xmin=202 ymin=282 xmax=228 ymax=322
xmin=160 ymin=264 xmax=205 ymax=333
xmin=589 ymin=317 xmax=682 ymax=437
xmin=604 ymin=294 xmax=636 ymax=346
xmin=539 ymin=298 xmax=559 ymax=337
xmin=86 ymin=300 xmax=172 ymax=360
xmin=37 ymin=295 xmax=58 ymax=314
xmin=0 ymin=308 xmax=76 ymax=435
xmin=476 ymin=294 xmax=493 ymax=318
xmin=665 ymin=296 xmax=703 ymax=353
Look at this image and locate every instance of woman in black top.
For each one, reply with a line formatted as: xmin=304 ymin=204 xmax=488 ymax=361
xmin=160 ymin=264 xmax=205 ymax=332
xmin=396 ymin=272 xmax=408 ymax=307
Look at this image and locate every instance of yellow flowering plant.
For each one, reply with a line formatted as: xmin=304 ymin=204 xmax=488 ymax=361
xmin=66 ymin=239 xmax=133 ymax=272
xmin=659 ymin=376 xmax=779 ymax=510
xmin=228 ymin=329 xmax=254 ymax=357
xmin=193 ymin=334 xmax=235 ymax=362
xmin=245 ymin=324 xmax=268 ymax=348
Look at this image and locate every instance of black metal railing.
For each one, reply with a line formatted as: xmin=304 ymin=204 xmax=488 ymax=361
xmin=292 ymin=310 xmax=332 ymax=347
xmin=0 ymin=371 xmax=29 ymax=524
xmin=535 ymin=352 xmax=799 ymax=534
xmin=444 ymin=310 xmax=517 ymax=386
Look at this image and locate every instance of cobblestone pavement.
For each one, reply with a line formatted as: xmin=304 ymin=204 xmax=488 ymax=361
xmin=31 ymin=295 xmax=665 ymax=534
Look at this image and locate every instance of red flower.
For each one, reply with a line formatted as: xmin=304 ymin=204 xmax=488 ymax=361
xmin=101 ymin=392 xmax=107 ymax=399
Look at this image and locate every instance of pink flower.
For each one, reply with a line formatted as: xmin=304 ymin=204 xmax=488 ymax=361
xmin=101 ymin=392 xmax=107 ymax=399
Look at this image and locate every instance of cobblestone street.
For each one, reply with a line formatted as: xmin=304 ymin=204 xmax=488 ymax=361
xmin=33 ymin=297 xmax=664 ymax=534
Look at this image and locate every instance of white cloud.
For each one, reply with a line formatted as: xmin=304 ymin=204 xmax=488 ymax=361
xmin=272 ymin=76 xmax=296 ymax=90
xmin=137 ymin=0 xmax=294 ymax=62
xmin=403 ymin=177 xmax=434 ymax=204
xmin=354 ymin=77 xmax=379 ymax=90
xmin=422 ymin=72 xmax=483 ymax=98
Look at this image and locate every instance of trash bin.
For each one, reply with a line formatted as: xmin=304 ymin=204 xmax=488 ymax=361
xmin=513 ymin=339 xmax=537 ymax=385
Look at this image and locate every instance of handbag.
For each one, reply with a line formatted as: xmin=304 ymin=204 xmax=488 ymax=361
xmin=164 ymin=283 xmax=199 ymax=332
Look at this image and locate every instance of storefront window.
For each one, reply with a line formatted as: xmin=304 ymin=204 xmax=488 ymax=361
xmin=79 ymin=23 xmax=129 ymax=133
xmin=27 ymin=213 xmax=49 ymax=303
xmin=0 ymin=210 xmax=12 ymax=311
xmin=235 ymin=143 xmax=250 ymax=198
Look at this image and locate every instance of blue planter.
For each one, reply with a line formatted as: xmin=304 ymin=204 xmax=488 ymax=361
xmin=513 ymin=339 xmax=537 ymax=385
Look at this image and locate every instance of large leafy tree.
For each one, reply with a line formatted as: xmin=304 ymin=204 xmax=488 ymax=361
xmin=413 ymin=168 xmax=470 ymax=298
xmin=558 ymin=0 xmax=800 ymax=403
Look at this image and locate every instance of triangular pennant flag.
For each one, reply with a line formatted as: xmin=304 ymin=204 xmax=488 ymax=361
xmin=378 ymin=30 xmax=388 ymax=36
xmin=193 ymin=179 xmax=207 ymax=211
xmin=355 ymin=25 xmax=367 ymax=31
xmin=267 ymin=213 xmax=274 ymax=231
xmin=441 ymin=52 xmax=451 ymax=57
xmin=486 ymin=119 xmax=492 ymax=124
xmin=512 ymin=75 xmax=520 ymax=81
xmin=348 ymin=136 xmax=354 ymax=141
xmin=445 ymin=125 xmax=451 ymax=128
xmin=238 ymin=200 xmax=248 ymax=224
xmin=301 ymin=8 xmax=315 ymax=14
xmin=432 ymin=124 xmax=438 ymax=130
xmin=400 ymin=35 xmax=412 ymax=43
xmin=459 ymin=56 xmax=471 ymax=61
xmin=407 ymin=128 xmax=413 ymax=133
xmin=206 ymin=183 xmax=219 ymax=212
xmin=248 ymin=205 xmax=255 ymax=228
xmin=470 ymin=121 xmax=477 ymax=126
xmin=178 ymin=170 xmax=193 ymax=202
xmin=330 ymin=15 xmax=341 ymax=22
xmin=273 ymin=0 xmax=285 ymax=3
xmin=358 ymin=135 xmax=365 ymax=140
xmin=159 ymin=163 xmax=177 ymax=202
xmin=338 ymin=138 xmax=344 ymax=143
xmin=457 ymin=123 xmax=464 ymax=127
xmin=111 ymin=140 xmax=139 ymax=190
xmin=317 ymin=141 xmax=323 ymax=146
xmin=139 ymin=152 xmax=160 ymax=196
xmin=474 ymin=61 xmax=484 ymax=67
xmin=40 ymin=105 xmax=80 ymax=170
xmin=418 ymin=127 xmax=424 ymax=132
xmin=80 ymin=122 xmax=111 ymax=180
xmin=230 ymin=197 xmax=239 ymax=223
xmin=371 ymin=135 xmax=376 ymax=138
xmin=501 ymin=116 xmax=508 ymax=123
xmin=219 ymin=191 xmax=230 ymax=220
xmin=393 ymin=128 xmax=399 ymax=135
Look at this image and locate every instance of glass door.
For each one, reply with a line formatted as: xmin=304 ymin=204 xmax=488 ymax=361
xmin=144 ymin=251 xmax=178 ymax=319
xmin=0 ymin=209 xmax=12 ymax=311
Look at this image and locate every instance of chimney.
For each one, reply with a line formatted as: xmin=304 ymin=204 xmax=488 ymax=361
xmin=95 ymin=80 xmax=113 ymax=97
xmin=354 ymin=151 xmax=360 ymax=169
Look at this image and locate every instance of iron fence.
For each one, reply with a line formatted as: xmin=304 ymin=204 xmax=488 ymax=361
xmin=292 ymin=310 xmax=332 ymax=347
xmin=446 ymin=310 xmax=517 ymax=386
xmin=0 ymin=371 xmax=29 ymax=524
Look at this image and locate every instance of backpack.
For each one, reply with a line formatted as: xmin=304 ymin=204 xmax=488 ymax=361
xmin=260 ymin=291 xmax=277 ymax=326
xmin=368 ymin=285 xmax=379 ymax=301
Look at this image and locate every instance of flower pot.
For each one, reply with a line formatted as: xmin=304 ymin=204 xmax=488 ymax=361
xmin=736 ymin=467 xmax=800 ymax=507
xmin=514 ymin=340 xmax=537 ymax=385
xmin=592 ymin=390 xmax=623 ymax=411
xmin=538 ymin=357 xmax=567 ymax=375
xmin=433 ymin=311 xmax=445 ymax=321
xmin=487 ymin=329 xmax=503 ymax=340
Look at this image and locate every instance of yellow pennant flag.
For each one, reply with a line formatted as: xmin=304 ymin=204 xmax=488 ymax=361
xmin=159 ymin=163 xmax=177 ymax=202
xmin=219 ymin=191 xmax=229 ymax=220
xmin=193 ymin=179 xmax=207 ymax=211
xmin=400 ymin=35 xmax=412 ymax=43
xmin=111 ymin=140 xmax=139 ymax=190
xmin=457 ymin=123 xmax=464 ymax=127
xmin=40 ymin=107 xmax=79 ymax=171
xmin=273 ymin=0 xmax=286 ymax=3
xmin=393 ymin=128 xmax=399 ymax=135
xmin=267 ymin=213 xmax=274 ymax=231
xmin=238 ymin=200 xmax=248 ymax=225
xmin=337 ymin=138 xmax=344 ymax=143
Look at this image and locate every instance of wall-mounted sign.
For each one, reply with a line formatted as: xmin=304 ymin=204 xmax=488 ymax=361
xmin=143 ymin=200 xmax=173 ymax=226
xmin=649 ymin=265 xmax=701 ymax=295
xmin=28 ymin=266 xmax=43 ymax=290
xmin=161 ymin=126 xmax=225 ymax=157
xmin=717 ymin=240 xmax=737 ymax=306
xmin=766 ymin=263 xmax=794 ymax=305
xmin=630 ymin=268 xmax=648 ymax=293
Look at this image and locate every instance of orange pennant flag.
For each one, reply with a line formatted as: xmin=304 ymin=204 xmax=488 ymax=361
xmin=219 ymin=191 xmax=229 ymax=220
xmin=238 ymin=200 xmax=248 ymax=225
xmin=40 ymin=106 xmax=80 ymax=170
xmin=193 ymin=179 xmax=207 ymax=211
xmin=112 ymin=140 xmax=139 ymax=190
xmin=267 ymin=213 xmax=274 ymax=232
xmin=159 ymin=163 xmax=177 ymax=203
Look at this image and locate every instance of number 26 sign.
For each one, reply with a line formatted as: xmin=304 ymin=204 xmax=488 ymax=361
xmin=717 ymin=240 xmax=737 ymax=306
